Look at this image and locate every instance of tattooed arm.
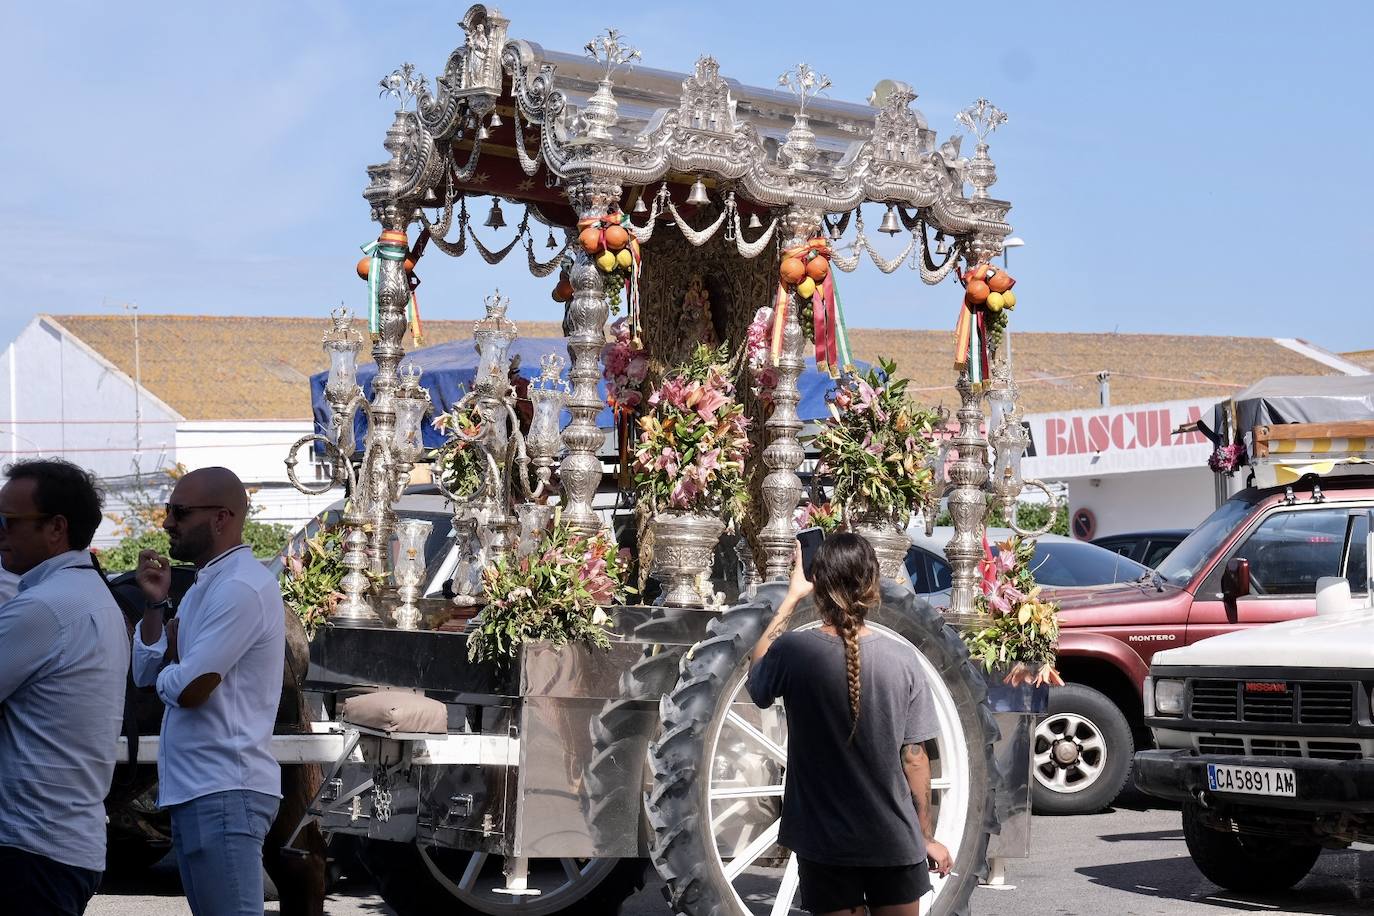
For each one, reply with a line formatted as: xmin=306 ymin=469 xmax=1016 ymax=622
xmin=749 ymin=543 xmax=813 ymax=665
xmin=902 ymin=742 xmax=953 ymax=875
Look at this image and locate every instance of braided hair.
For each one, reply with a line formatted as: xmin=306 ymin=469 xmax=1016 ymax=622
xmin=810 ymin=533 xmax=882 ymax=740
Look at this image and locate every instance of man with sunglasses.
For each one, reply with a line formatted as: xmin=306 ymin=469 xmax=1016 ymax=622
xmin=0 ymin=459 xmax=129 ymax=915
xmin=132 ymin=466 xmax=285 ymax=916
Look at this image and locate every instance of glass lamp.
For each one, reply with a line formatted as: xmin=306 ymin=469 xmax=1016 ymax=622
xmin=323 ymin=307 xmax=365 ymax=401
xmin=473 ymin=290 xmax=518 ymax=396
xmin=526 ymin=353 xmax=570 ymax=467
xmin=392 ymin=517 xmax=433 ymax=630
xmin=393 ymin=364 xmax=432 ymax=464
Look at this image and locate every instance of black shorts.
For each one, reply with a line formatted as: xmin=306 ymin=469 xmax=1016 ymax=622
xmin=797 ymin=857 xmax=931 ymax=913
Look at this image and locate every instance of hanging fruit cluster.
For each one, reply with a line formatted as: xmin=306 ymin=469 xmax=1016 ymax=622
xmin=954 ymin=263 xmax=1018 ymax=384
xmin=577 ymin=213 xmax=640 ymax=313
xmin=779 ymin=239 xmax=831 ymax=342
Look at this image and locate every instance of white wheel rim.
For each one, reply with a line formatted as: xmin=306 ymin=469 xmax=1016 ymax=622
xmin=1033 ymin=711 xmax=1107 ymax=795
xmin=704 ymin=621 xmax=971 ymax=914
xmin=418 ymin=846 xmax=622 ymax=914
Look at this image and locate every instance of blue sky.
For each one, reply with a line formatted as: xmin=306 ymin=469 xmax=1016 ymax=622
xmin=3 ymin=1 xmax=1371 ymax=355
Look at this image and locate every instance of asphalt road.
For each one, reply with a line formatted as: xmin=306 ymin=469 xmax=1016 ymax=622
xmin=87 ymin=800 xmax=1374 ymax=915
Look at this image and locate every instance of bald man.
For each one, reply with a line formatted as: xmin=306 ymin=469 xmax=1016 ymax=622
xmin=132 ymin=467 xmax=285 ymax=916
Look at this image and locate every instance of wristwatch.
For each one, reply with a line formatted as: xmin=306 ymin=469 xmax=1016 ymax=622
xmin=149 ymin=597 xmax=174 ymax=613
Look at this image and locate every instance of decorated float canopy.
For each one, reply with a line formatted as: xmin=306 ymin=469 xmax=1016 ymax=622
xmin=366 ymin=4 xmax=1013 ymax=260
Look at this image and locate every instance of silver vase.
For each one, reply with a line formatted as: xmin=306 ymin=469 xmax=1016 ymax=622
xmin=651 ymin=512 xmax=726 ymax=608
xmin=851 ymin=507 xmax=912 ymax=585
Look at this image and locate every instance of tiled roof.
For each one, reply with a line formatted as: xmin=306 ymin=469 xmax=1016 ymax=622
xmin=1343 ymin=350 xmax=1374 ymax=371
xmin=45 ymin=315 xmax=1349 ymax=419
xmin=48 ymin=315 xmax=567 ymax=421
xmin=845 ymin=330 xmax=1348 ymax=413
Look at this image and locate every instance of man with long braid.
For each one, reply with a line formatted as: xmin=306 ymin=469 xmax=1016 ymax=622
xmin=748 ymin=533 xmax=952 ymax=916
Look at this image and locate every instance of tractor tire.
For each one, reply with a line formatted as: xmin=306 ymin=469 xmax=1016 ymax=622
xmin=358 ymin=839 xmax=646 ymax=916
xmin=646 ymin=582 xmax=1000 ymax=916
xmin=1182 ymin=802 xmax=1321 ymax=893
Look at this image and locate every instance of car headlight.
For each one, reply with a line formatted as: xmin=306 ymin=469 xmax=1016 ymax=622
xmin=1154 ymin=678 xmax=1185 ymax=717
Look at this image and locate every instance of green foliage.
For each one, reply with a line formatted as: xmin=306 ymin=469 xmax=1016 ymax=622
xmin=467 ymin=520 xmax=631 ymax=665
xmin=99 ymin=529 xmax=170 ymax=573
xmin=99 ymin=519 xmax=291 ymax=573
xmin=430 ymin=404 xmax=485 ymax=500
xmin=934 ymin=498 xmax=1068 ymax=537
xmin=278 ymin=528 xmax=348 ymax=640
xmin=813 ymin=358 xmax=940 ymax=521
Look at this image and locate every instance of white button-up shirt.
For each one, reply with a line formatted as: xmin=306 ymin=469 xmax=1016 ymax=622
xmin=132 ymin=544 xmax=285 ymax=808
xmin=0 ymin=550 xmax=129 ymax=871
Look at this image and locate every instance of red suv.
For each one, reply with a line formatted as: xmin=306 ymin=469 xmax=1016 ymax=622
xmin=1036 ymin=474 xmax=1372 ymax=814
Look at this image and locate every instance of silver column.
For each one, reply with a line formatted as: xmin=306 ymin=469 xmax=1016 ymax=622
xmin=944 ymin=370 xmax=989 ymax=620
xmin=758 ymin=207 xmax=819 ymax=580
xmin=561 ymin=175 xmax=622 ymax=536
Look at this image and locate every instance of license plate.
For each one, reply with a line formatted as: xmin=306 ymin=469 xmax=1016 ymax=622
xmin=1207 ymin=763 xmax=1297 ymax=797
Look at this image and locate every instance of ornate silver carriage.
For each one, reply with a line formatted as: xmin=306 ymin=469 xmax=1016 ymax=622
xmin=284 ymin=6 xmax=1043 ymax=914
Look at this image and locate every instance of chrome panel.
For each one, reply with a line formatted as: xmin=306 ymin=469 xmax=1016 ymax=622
xmin=987 ymin=712 xmax=1034 ymax=860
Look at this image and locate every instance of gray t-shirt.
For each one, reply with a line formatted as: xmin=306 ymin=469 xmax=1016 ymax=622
xmin=747 ymin=627 xmax=939 ymax=866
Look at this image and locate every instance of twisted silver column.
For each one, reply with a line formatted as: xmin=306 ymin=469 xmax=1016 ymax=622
xmin=759 ymin=207 xmax=819 ymax=580
xmin=561 ymin=175 xmax=621 ymax=535
xmin=944 ymin=370 xmax=990 ymax=621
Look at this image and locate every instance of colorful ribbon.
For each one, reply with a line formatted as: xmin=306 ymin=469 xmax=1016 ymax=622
xmin=772 ymin=237 xmax=852 ymax=378
xmin=954 ymin=267 xmax=993 ymax=382
xmin=359 ymin=229 xmax=409 ymax=336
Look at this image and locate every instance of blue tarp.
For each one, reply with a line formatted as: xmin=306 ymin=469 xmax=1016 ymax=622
xmin=309 ymin=336 xmax=865 ymax=452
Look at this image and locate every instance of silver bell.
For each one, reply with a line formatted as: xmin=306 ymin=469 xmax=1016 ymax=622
xmin=747 ymin=212 xmax=763 ymax=230
xmin=935 ymin=232 xmax=950 ymax=255
xmin=545 ymin=230 xmax=557 ymax=249
xmin=483 ymin=199 xmax=506 ymax=229
xmin=686 ymin=178 xmax=711 ymax=206
xmin=633 ymin=196 xmax=649 ymax=213
xmin=878 ymin=205 xmax=902 ymax=236
xmin=488 ymin=112 xmax=503 ymax=129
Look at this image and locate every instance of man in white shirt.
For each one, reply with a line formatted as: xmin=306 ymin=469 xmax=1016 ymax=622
xmin=0 ymin=459 xmax=129 ymax=916
xmin=132 ymin=467 xmax=285 ymax=916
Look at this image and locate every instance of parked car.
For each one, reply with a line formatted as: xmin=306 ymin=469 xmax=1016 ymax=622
xmin=905 ymin=526 xmax=1154 ymax=609
xmin=1134 ymin=531 xmax=1374 ymax=892
xmin=1000 ymin=475 xmax=1372 ymax=815
xmin=1092 ymin=529 xmax=1191 ymax=569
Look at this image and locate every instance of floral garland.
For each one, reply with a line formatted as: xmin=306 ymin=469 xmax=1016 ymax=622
xmin=601 ymin=317 xmax=649 ymax=412
xmin=745 ymin=306 xmax=780 ymax=408
xmin=467 ymin=515 xmax=631 ymax=664
xmin=633 ymin=343 xmax=751 ymax=517
xmin=963 ymin=535 xmax=1064 ymax=686
xmin=813 ymin=358 xmax=940 ymax=522
xmin=430 ymin=405 xmax=484 ymax=498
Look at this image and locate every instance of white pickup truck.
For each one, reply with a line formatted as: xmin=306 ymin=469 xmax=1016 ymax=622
xmin=1133 ymin=511 xmax=1374 ymax=893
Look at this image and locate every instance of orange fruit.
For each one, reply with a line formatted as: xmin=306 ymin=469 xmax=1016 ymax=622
xmin=965 ymin=279 xmax=990 ymax=304
xmin=780 ymin=257 xmax=807 ymax=285
xmin=579 ymin=227 xmax=604 ymax=254
xmin=603 ymin=225 xmax=629 ymax=251
xmin=805 ymin=256 xmax=830 ymax=281
xmin=988 ymin=270 xmax=1015 ymax=293
xmin=356 ymin=256 xmax=371 ymax=280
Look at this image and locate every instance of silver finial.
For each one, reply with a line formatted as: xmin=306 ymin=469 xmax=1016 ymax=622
xmin=955 ymin=97 xmax=1008 ymax=143
xmin=583 ymin=28 xmax=642 ymax=80
xmin=378 ymin=63 xmax=429 ymax=111
xmin=777 ymin=63 xmax=832 ymax=117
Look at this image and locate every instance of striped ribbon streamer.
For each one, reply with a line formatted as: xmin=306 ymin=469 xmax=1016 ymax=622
xmin=360 ymin=230 xmax=409 ymax=335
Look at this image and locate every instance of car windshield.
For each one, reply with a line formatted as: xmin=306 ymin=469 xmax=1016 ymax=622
xmin=1025 ymin=542 xmax=1150 ymax=587
xmin=1154 ymin=495 xmax=1257 ymax=587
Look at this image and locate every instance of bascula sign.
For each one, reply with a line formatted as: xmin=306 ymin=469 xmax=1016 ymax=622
xmin=1022 ymin=398 xmax=1221 ymax=478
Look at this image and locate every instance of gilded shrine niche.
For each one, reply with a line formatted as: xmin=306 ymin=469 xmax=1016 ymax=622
xmin=635 ymin=206 xmax=775 ymax=374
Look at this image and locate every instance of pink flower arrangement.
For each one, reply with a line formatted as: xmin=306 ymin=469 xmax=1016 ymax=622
xmin=634 ymin=344 xmax=751 ymax=517
xmin=602 ymin=318 xmax=649 ymax=412
xmin=796 ymin=501 xmax=844 ymax=534
xmin=966 ymin=535 xmax=1064 ymax=686
xmin=1207 ymin=441 xmax=1246 ymax=474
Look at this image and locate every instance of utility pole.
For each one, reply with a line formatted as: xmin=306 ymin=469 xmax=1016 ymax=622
xmin=124 ymin=303 xmax=143 ymax=469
